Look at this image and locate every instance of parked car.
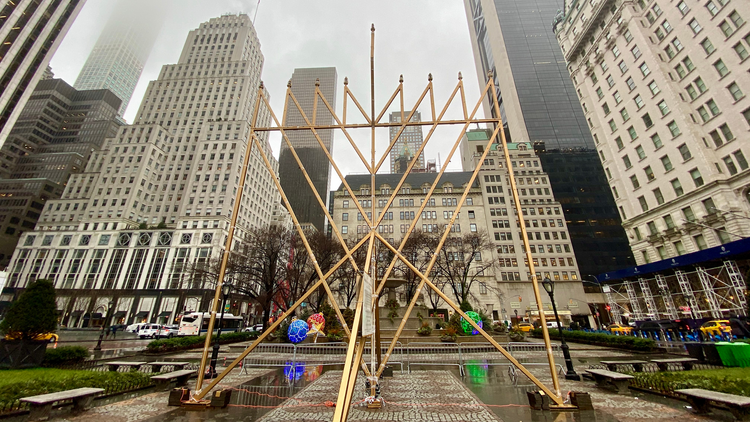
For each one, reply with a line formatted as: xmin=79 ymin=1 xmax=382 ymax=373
xmin=607 ymin=324 xmax=633 ymax=335
xmin=138 ymin=324 xmax=162 ymax=339
xmin=546 ymin=321 xmax=564 ymax=330
xmin=699 ymin=320 xmax=732 ymax=336
xmin=126 ymin=323 xmax=147 ymax=333
xmin=516 ymin=322 xmax=534 ymax=332
xmin=243 ymin=324 xmax=264 ymax=333
xmin=4 ymin=331 xmax=59 ymax=345
xmin=157 ymin=325 xmax=179 ymax=338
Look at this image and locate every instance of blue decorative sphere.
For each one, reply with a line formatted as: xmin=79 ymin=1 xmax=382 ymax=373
xmin=288 ymin=319 xmax=309 ymax=344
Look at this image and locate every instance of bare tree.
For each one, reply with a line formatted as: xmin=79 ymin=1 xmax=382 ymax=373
xmin=431 ymin=229 xmax=496 ymax=307
xmin=334 ymin=240 xmax=366 ymax=309
xmin=392 ymin=230 xmax=433 ymax=304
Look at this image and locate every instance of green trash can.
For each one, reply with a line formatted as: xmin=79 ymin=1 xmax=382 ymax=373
xmin=716 ymin=342 xmax=737 ymax=367
xmin=731 ymin=342 xmax=750 ymax=367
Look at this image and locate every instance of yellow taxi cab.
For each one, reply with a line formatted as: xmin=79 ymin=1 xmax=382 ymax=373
xmin=4 ymin=332 xmax=59 ymax=347
xmin=607 ymin=324 xmax=633 ymax=335
xmin=699 ymin=320 xmax=732 ymax=336
xmin=516 ymin=322 xmax=534 ymax=332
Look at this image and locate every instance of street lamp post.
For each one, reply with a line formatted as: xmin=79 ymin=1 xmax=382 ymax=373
xmin=207 ymin=283 xmax=233 ymax=379
xmin=514 ymin=309 xmax=518 ymax=325
xmin=542 ymin=277 xmax=579 ymax=381
xmin=94 ymin=300 xmax=114 ymax=352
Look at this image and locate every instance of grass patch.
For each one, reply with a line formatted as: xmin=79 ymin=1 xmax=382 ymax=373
xmin=0 ymin=368 xmax=152 ymax=411
xmin=531 ymin=328 xmax=655 ymax=351
xmin=632 ymin=367 xmax=750 ymax=397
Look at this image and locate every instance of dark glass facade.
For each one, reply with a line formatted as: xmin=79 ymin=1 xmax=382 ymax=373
xmin=467 ymin=0 xmax=634 ymax=276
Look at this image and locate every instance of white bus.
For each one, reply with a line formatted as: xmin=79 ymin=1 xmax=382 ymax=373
xmin=178 ymin=312 xmax=243 ymax=336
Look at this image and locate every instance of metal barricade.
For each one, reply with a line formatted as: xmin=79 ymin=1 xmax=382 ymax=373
xmin=363 ymin=341 xmax=405 ymax=374
xmin=241 ymin=343 xmax=298 ymax=373
xmin=406 ymin=342 xmax=464 ymax=375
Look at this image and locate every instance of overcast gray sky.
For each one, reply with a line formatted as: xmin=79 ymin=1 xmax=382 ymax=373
xmin=51 ymin=1 xmax=485 ymax=185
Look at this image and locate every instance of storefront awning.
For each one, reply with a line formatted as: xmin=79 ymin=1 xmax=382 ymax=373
xmin=112 ymin=311 xmax=127 ymax=318
xmin=157 ymin=311 xmax=172 ymax=317
xmin=91 ymin=313 xmax=103 ymax=318
xmin=134 ymin=311 xmax=149 ymax=317
xmin=71 ymin=310 xmax=84 ymax=316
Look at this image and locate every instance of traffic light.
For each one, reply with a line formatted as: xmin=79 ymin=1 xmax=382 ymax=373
xmin=605 ymin=305 xmax=611 ymax=311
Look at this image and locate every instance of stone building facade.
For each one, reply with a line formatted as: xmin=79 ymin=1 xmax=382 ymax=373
xmin=555 ymin=0 xmax=750 ymax=265
xmin=1 ymin=14 xmax=280 ymax=327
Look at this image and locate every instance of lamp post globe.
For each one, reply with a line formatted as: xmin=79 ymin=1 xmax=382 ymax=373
xmin=541 ymin=276 xmax=579 ymax=381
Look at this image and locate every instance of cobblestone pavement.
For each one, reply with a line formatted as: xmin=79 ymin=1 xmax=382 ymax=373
xmin=46 ymin=368 xmax=273 ymax=422
xmin=258 ymin=370 xmax=502 ymax=422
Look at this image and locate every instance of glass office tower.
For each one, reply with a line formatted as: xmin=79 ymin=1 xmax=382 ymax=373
xmin=463 ymin=0 xmax=634 ymax=276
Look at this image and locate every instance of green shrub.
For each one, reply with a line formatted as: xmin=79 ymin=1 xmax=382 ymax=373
xmin=0 ymin=279 xmax=57 ymax=340
xmin=43 ymin=346 xmax=89 ymax=366
xmin=146 ymin=331 xmax=258 ymax=353
xmin=417 ymin=322 xmax=432 ymax=336
xmin=460 ymin=301 xmax=473 ymax=312
xmin=530 ymin=328 xmax=655 ymax=351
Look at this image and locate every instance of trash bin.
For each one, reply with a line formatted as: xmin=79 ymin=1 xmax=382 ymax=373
xmin=716 ymin=341 xmax=737 ymax=367
xmin=703 ymin=343 xmax=723 ymax=366
xmin=731 ymin=342 xmax=750 ymax=368
xmin=685 ymin=343 xmax=705 ymax=361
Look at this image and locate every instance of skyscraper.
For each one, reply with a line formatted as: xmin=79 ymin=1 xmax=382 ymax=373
xmin=0 ymin=78 xmax=122 ymax=263
xmin=389 ymin=110 xmax=426 ymax=173
xmin=278 ymin=67 xmax=337 ymax=232
xmin=463 ymin=0 xmax=634 ymax=276
xmin=0 ymin=0 xmax=86 ymax=146
xmin=2 ymin=14 xmax=280 ymax=328
xmin=554 ymin=0 xmax=750 ymax=265
xmin=73 ymin=0 xmax=167 ymax=117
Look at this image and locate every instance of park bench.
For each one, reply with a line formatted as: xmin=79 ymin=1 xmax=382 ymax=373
xmin=652 ymin=358 xmax=698 ymax=372
xmin=149 ymin=361 xmax=190 ymax=373
xmin=599 ymin=360 xmax=648 ymax=372
xmin=21 ymin=387 xmax=104 ymax=421
xmin=676 ymin=388 xmax=750 ymax=420
xmin=151 ymin=370 xmax=196 ymax=391
xmin=105 ymin=361 xmax=147 ymax=372
xmin=586 ymin=369 xmax=634 ymax=394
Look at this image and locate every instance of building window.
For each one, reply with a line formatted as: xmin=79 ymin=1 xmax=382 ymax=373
xmin=618 ymin=61 xmax=628 ymax=74
xmin=645 ymin=165 xmax=655 ymax=181
xmin=634 ymin=94 xmax=644 ymax=109
xmin=630 ymin=174 xmax=640 ymax=189
xmin=614 ymin=91 xmax=622 ymax=104
xmin=714 ymin=59 xmax=729 ymax=77
xmin=724 ymin=156 xmax=739 ymax=175
xmin=654 ymin=188 xmax=665 ymax=205
xmin=620 ymin=108 xmax=630 ymax=122
xmin=642 ymin=113 xmax=653 ymax=128
xmin=636 ymin=145 xmax=646 ymax=160
xmin=623 ymin=155 xmax=632 ymax=169
xmin=683 ymin=206 xmax=696 ymax=222
xmin=678 ymin=144 xmax=692 ymax=161
xmin=638 ymin=196 xmax=649 ymax=211
xmin=706 ymin=1 xmax=719 ymax=16
xmin=671 ymin=178 xmax=684 ymax=196
xmin=626 ymin=77 xmax=636 ymax=91
xmin=342 ymin=213 xmax=348 ymax=221
xmin=615 ymin=136 xmax=624 ymax=150
xmin=639 ymin=62 xmax=651 ymax=77
xmin=694 ymin=77 xmax=707 ymax=93
xmin=651 ymin=133 xmax=663 ymax=149
xmin=596 ymin=87 xmax=604 ymax=99
xmin=628 ymin=126 xmax=638 ymax=141
xmin=694 ymin=234 xmax=708 ymax=250
xmin=470 ymin=223 xmax=477 ymax=232
xmin=689 ymin=19 xmax=702 ymax=34
xmin=734 ymin=42 xmax=749 ymax=60
xmin=648 ymin=80 xmax=660 ymax=95
xmin=647 ymin=221 xmax=658 ymax=235
xmin=343 ymin=200 xmax=349 ymax=208
xmin=606 ymin=75 xmax=615 ymax=87
xmin=631 ymin=45 xmax=641 ymax=59
xmin=341 ymin=226 xmax=348 ymax=234
xmin=734 ymin=150 xmax=749 ymax=170
xmin=728 ymin=82 xmax=744 ymax=101
xmin=609 ymin=119 xmax=617 ymax=132
xmin=690 ymin=168 xmax=704 ymax=187
xmin=667 ymin=120 xmax=681 ymax=137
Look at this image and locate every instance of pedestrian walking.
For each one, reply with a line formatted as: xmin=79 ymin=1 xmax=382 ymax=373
xmin=111 ymin=325 xmax=117 ymax=339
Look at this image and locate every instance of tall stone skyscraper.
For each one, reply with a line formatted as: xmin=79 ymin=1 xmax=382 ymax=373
xmin=463 ymin=0 xmax=634 ymax=277
xmin=389 ymin=110 xmax=426 ymax=173
xmin=0 ymin=0 xmax=86 ymax=146
xmin=278 ymin=67 xmax=337 ymax=232
xmin=74 ymin=0 xmax=167 ymax=117
xmin=2 ymin=14 xmax=280 ymax=328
